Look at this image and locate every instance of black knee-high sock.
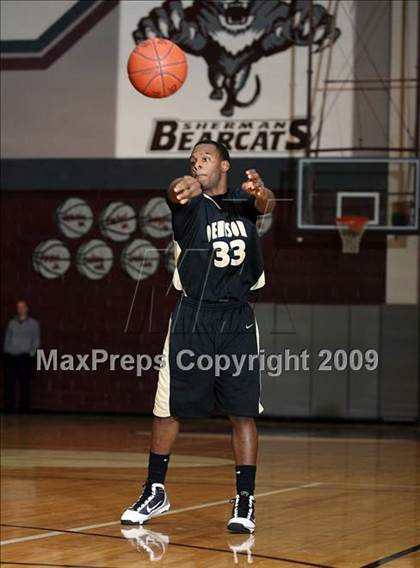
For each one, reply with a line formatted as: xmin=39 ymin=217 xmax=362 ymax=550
xmin=148 ymin=452 xmax=170 ymax=485
xmin=235 ymin=465 xmax=256 ymax=495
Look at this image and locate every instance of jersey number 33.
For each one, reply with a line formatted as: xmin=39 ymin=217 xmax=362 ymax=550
xmin=212 ymin=239 xmax=246 ymax=268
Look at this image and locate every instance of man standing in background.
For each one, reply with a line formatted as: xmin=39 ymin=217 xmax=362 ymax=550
xmin=3 ymin=300 xmax=40 ymax=413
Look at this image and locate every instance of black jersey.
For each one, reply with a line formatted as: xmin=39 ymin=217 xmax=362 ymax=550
xmin=168 ymin=187 xmax=265 ymax=301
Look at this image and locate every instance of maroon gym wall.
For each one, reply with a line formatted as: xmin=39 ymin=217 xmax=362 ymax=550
xmin=0 ymin=189 xmax=386 ymax=413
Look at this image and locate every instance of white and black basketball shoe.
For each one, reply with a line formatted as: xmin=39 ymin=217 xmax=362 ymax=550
xmin=121 ymin=481 xmax=170 ymax=525
xmin=227 ymin=491 xmax=256 ymax=533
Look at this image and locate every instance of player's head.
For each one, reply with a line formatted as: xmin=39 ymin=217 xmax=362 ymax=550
xmin=190 ymin=140 xmax=230 ymax=191
xmin=16 ymin=300 xmax=28 ymax=318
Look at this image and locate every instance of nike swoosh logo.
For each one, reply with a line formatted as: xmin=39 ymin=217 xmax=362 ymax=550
xmin=146 ymin=502 xmax=163 ymax=514
xmin=245 ymin=323 xmax=254 ymax=329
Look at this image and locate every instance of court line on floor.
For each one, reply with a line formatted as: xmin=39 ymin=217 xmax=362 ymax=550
xmin=0 ymin=563 xmax=110 ymax=568
xmin=0 ymin=482 xmax=321 ymax=546
xmin=167 ymin=541 xmax=336 ymax=568
xmin=359 ymin=542 xmax=420 ymax=567
xmin=311 ymin=482 xmax=420 ymax=491
xmin=133 ymin=431 xmax=418 ymax=443
xmin=1 ymin=531 xmax=336 ymax=568
xmin=2 ymin=474 xmax=418 ymax=491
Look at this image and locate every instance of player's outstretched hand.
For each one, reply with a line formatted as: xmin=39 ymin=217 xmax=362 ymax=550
xmin=242 ymin=169 xmax=266 ymax=199
xmin=172 ymin=175 xmax=202 ymax=205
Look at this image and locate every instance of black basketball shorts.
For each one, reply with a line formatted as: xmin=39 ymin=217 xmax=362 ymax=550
xmin=153 ymin=296 xmax=264 ymax=418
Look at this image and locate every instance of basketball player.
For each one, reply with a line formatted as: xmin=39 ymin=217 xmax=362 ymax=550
xmin=121 ymin=141 xmax=275 ymax=533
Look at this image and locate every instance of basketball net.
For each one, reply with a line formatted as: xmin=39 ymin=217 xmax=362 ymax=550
xmin=335 ymin=216 xmax=369 ymax=254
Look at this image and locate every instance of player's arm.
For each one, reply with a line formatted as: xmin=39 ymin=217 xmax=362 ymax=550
xmin=242 ymin=169 xmax=276 ymax=214
xmin=167 ymin=175 xmax=202 ymax=206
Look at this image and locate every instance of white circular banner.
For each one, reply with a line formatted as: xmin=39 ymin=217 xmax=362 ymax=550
xmin=164 ymin=240 xmax=175 ymax=274
xmin=121 ymin=238 xmax=160 ymax=281
xmin=56 ymin=197 xmax=93 ymax=239
xmin=139 ymin=197 xmax=172 ymax=239
xmin=99 ymin=201 xmax=137 ymax=242
xmin=33 ymin=239 xmax=71 ymax=279
xmin=76 ymin=239 xmax=113 ymax=280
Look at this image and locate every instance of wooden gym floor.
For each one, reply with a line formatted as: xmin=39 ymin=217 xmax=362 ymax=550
xmin=0 ymin=414 xmax=419 ymax=567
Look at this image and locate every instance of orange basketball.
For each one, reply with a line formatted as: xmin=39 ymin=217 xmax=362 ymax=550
xmin=127 ymin=38 xmax=188 ymax=99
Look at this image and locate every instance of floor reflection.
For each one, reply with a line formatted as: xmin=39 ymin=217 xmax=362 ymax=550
xmin=121 ymin=526 xmax=256 ymax=564
xmin=228 ymin=534 xmax=255 ymax=564
xmin=121 ymin=526 xmax=170 ymax=562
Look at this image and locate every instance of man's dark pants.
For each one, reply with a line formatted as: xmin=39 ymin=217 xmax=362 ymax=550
xmin=3 ymin=354 xmax=33 ymax=412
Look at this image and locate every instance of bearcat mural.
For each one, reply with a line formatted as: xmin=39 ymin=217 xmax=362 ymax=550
xmin=132 ymin=0 xmax=340 ymax=116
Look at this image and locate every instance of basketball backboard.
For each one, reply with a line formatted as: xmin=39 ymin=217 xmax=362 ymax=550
xmin=297 ymin=158 xmax=419 ymax=233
